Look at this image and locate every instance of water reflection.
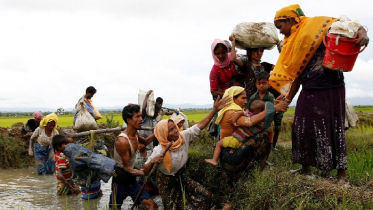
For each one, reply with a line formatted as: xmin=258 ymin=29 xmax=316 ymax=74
xmin=0 ymin=168 xmax=163 ymax=210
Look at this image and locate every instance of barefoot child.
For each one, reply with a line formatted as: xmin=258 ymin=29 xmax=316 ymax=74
xmin=205 ymin=100 xmax=269 ymax=166
xmin=52 ymin=135 xmax=80 ymax=195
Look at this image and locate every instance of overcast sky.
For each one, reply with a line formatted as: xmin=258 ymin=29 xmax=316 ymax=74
xmin=1 ymin=0 xmax=372 ymax=111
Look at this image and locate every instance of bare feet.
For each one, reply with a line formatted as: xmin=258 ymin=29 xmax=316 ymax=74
xmin=205 ymin=159 xmax=218 ymax=166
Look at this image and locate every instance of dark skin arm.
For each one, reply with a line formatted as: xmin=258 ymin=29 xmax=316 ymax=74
xmin=239 ymin=101 xmax=288 ymax=127
xmin=115 ymin=136 xmax=144 ymax=176
xmin=57 ymin=168 xmax=79 ymax=195
xmin=138 ymin=133 xmax=155 ymax=146
xmin=229 ymin=35 xmax=244 ymax=68
xmin=277 ymin=27 xmax=368 ymax=104
xmin=211 ymin=91 xmax=225 ymax=99
xmin=197 ymin=95 xmax=231 ymax=130
xmin=355 ymin=26 xmax=369 ymax=46
xmin=143 ymin=154 xmax=164 ymax=175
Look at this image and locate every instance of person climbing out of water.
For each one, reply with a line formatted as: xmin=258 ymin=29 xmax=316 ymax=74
xmin=22 ymin=111 xmax=43 ymax=137
xmin=52 ymin=135 xmax=79 ymax=195
xmin=109 ymin=104 xmax=158 ymax=210
xmin=29 ymin=113 xmax=59 ymax=175
xmin=143 ymin=95 xmax=230 ymax=210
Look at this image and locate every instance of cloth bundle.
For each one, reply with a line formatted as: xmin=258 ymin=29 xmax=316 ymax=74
xmin=138 ymin=90 xmax=155 ymax=117
xmin=63 ymin=143 xmax=117 ymax=183
xmin=329 ymin=15 xmax=361 ymax=38
xmin=232 ymin=22 xmax=280 ymax=50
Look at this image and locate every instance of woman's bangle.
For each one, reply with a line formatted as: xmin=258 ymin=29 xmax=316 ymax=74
xmin=284 ymin=98 xmax=292 ymax=103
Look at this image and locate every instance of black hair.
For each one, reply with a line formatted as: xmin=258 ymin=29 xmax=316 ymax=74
xmin=249 ymin=100 xmax=265 ymax=113
xmin=255 ymin=71 xmax=270 ymax=82
xmin=246 ymin=48 xmax=265 ymax=64
xmin=122 ymin=104 xmax=141 ymax=124
xmin=86 ymin=86 xmax=97 ymax=94
xmin=246 ymin=48 xmax=254 ymax=63
xmin=231 ymin=74 xmax=245 ymax=86
xmin=156 ymin=97 xmax=163 ymax=104
xmin=52 ymin=135 xmax=68 ymax=151
xmin=214 ymin=43 xmax=228 ymax=53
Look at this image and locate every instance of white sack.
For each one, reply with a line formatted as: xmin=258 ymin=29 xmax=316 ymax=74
xmin=138 ymin=90 xmax=155 ymax=117
xmin=232 ymin=22 xmax=279 ymax=50
xmin=74 ymin=102 xmax=99 ymax=131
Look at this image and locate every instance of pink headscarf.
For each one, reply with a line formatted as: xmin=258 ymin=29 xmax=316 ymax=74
xmin=33 ymin=111 xmax=43 ymax=120
xmin=211 ymin=39 xmax=231 ymax=69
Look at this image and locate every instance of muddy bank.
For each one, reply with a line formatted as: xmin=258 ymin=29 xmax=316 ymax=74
xmin=0 ymin=125 xmax=118 ymax=169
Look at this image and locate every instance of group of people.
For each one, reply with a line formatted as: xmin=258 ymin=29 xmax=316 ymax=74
xmin=23 ymin=4 xmax=369 ymax=210
xmin=210 ymin=1 xmax=368 ymax=188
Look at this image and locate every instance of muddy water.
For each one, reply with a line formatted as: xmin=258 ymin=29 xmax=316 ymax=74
xmin=0 ymin=168 xmax=163 ymax=210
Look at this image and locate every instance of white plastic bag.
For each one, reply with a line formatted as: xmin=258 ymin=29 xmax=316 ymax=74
xmin=232 ymin=22 xmax=279 ymax=50
xmin=138 ymin=90 xmax=155 ymax=117
xmin=74 ymin=102 xmax=98 ymax=131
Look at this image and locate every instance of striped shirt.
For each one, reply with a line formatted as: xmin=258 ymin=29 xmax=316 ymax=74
xmin=55 ymin=151 xmax=72 ymax=182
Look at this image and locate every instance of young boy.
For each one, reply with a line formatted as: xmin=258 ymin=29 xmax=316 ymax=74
xmin=52 ymin=135 xmax=79 ymax=195
xmin=247 ymin=71 xmax=275 ymax=112
xmin=247 ymin=71 xmax=280 ymax=167
xmin=205 ymin=100 xmax=268 ymax=166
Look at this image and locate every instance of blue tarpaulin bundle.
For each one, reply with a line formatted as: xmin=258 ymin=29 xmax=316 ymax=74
xmin=64 ymin=143 xmax=117 ymax=183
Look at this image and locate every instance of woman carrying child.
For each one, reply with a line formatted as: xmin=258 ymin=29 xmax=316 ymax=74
xmin=205 ymin=87 xmax=287 ymax=197
xmin=230 ymin=35 xmax=284 ymax=150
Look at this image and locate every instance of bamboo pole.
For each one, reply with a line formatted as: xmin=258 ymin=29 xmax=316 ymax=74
xmin=130 ymin=142 xmax=173 ymax=210
xmin=65 ymin=126 xmax=154 ymax=138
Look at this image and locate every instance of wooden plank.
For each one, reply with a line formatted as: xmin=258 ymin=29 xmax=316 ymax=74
xmin=66 ymin=126 xmax=154 ymax=138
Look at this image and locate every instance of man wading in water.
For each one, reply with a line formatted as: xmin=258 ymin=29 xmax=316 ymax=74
xmin=109 ymin=104 xmax=159 ymax=210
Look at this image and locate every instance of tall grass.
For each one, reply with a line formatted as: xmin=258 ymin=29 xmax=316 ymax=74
xmin=4 ymin=111 xmax=373 ymax=209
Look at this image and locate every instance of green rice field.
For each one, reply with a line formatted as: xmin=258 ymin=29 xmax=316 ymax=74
xmin=0 ymin=111 xmax=209 ymax=128
xmin=0 ymin=106 xmax=372 ymax=128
